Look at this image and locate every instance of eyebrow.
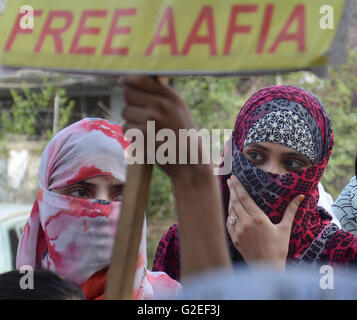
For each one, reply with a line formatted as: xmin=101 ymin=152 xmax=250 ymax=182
xmin=109 ymin=184 xmax=124 ymax=190
xmin=74 ymin=181 xmax=96 ymax=188
xmin=245 ymin=143 xmax=269 ymax=151
xmin=72 ymin=181 xmax=124 ymax=189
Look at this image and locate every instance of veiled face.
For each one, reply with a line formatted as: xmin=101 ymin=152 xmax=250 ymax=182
xmin=242 ymin=142 xmax=312 ymax=175
xmin=52 ymin=175 xmax=124 ymax=202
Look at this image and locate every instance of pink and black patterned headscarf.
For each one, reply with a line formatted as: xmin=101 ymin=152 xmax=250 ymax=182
xmin=221 ymin=85 xmax=357 ymax=266
xmin=16 ymin=118 xmax=181 ymax=299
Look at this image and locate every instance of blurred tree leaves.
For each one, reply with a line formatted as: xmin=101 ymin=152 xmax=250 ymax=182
xmin=0 ymin=80 xmax=74 ymax=142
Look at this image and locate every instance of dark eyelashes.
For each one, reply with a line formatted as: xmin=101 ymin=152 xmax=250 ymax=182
xmin=246 ymin=151 xmax=265 ymax=160
xmin=67 ymin=187 xmax=91 ymax=193
xmin=69 ymin=188 xmax=122 ymax=200
xmin=283 ymin=158 xmax=306 ymax=166
xmin=67 ymin=187 xmax=92 ymax=198
xmin=246 ymin=152 xmax=306 ymax=167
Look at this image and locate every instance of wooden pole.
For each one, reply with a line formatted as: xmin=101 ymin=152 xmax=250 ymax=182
xmin=105 ymin=76 xmax=169 ymax=300
xmin=105 ymin=163 xmax=153 ymax=299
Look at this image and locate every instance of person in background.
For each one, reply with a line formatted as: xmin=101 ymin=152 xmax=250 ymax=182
xmin=0 ymin=269 xmax=85 ymax=300
xmin=16 ymin=118 xmax=181 ymax=300
xmin=151 ymin=85 xmax=357 ymax=281
xmin=332 ymin=153 xmax=357 ymax=235
xmin=318 ymin=183 xmax=341 ymax=228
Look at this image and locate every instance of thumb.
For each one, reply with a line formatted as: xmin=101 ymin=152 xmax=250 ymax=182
xmin=279 ymin=194 xmax=305 ymax=229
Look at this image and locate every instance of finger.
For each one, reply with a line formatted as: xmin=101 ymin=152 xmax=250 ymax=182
xmin=228 ymin=195 xmax=238 ymax=218
xmin=226 ymin=212 xmax=242 ymax=251
xmin=122 ymin=105 xmax=161 ymax=124
xmin=230 ymin=175 xmax=263 ymax=218
xmin=280 ymin=194 xmax=305 ymax=229
xmin=122 ymin=85 xmax=165 ymax=109
xmin=227 ymin=198 xmax=240 ymax=230
xmin=120 ymin=75 xmax=170 ymax=97
xmin=226 ymin=213 xmax=238 ymax=238
xmin=227 ymin=177 xmax=249 ymax=220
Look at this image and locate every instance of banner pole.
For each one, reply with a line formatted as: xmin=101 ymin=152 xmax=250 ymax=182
xmin=105 ymin=163 xmax=153 ymax=300
xmin=105 ymin=76 xmax=168 ymax=300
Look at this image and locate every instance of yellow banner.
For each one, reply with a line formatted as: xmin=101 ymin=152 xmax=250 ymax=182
xmin=0 ymin=0 xmax=346 ymax=75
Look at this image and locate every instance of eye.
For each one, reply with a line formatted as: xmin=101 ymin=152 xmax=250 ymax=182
xmin=284 ymin=158 xmax=305 ymax=171
xmin=68 ymin=188 xmax=92 ymax=199
xmin=246 ymin=150 xmax=265 ymax=162
xmin=111 ymin=192 xmax=123 ymax=202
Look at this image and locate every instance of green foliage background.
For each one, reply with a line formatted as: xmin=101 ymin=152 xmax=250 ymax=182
xmin=0 ymin=80 xmax=74 ymax=142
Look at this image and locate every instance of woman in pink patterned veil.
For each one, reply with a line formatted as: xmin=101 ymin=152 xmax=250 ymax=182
xmin=16 ymin=118 xmax=181 ymax=300
xmin=152 ymin=85 xmax=357 ymax=280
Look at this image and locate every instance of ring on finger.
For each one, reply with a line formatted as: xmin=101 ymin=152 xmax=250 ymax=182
xmin=227 ymin=215 xmax=238 ymax=225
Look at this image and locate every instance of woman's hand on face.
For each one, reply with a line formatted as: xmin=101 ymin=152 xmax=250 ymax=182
xmin=226 ymin=175 xmax=304 ymax=270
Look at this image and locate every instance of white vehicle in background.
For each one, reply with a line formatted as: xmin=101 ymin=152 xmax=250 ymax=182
xmin=0 ymin=203 xmax=32 ymax=274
